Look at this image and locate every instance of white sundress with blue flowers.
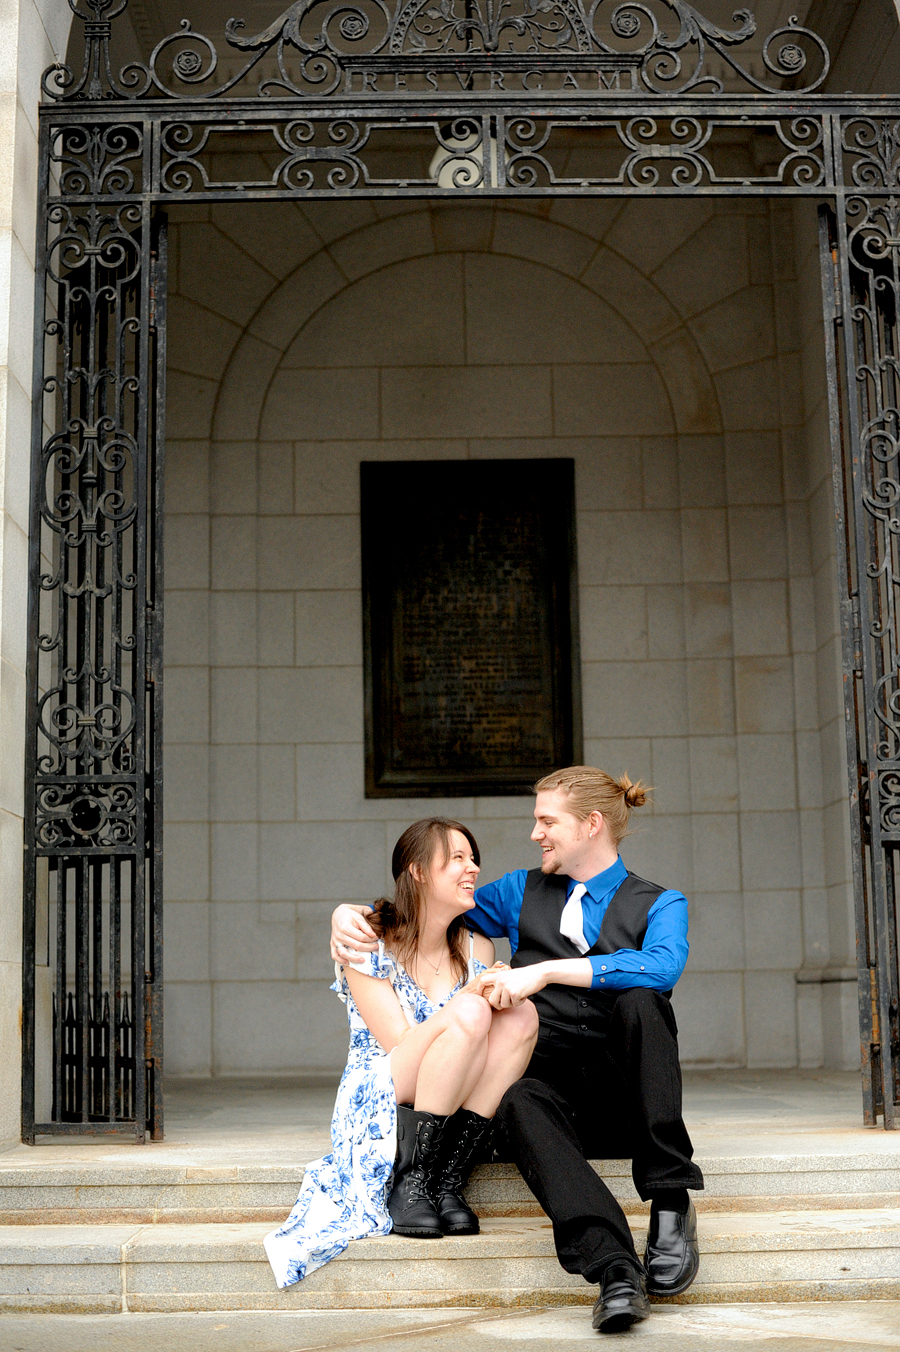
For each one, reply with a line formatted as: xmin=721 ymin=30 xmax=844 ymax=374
xmin=264 ymin=932 xmax=487 ymax=1289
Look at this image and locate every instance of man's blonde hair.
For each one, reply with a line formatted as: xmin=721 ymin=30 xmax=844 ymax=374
xmin=534 ymin=765 xmax=651 ymax=845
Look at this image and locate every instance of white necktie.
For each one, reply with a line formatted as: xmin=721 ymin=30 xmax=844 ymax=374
xmin=560 ymin=882 xmax=589 ymax=954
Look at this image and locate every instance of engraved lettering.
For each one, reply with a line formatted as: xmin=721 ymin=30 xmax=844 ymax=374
xmin=394 ymin=72 xmax=407 ymax=89
xmin=598 ymin=70 xmax=621 ymax=90
xmin=362 ymin=70 xmax=378 ymax=92
xmin=562 ymin=70 xmax=579 ymax=89
xmin=454 ymin=70 xmax=474 ymax=90
xmin=522 ymin=70 xmax=544 ymax=90
xmin=426 ymin=69 xmax=439 ymax=90
xmin=489 ymin=69 xmax=505 ymax=90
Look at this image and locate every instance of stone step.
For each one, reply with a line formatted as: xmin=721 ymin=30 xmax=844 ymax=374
xmin=0 ymin=1212 xmax=897 ymax=1313
xmin=1 ymin=1155 xmax=898 ymax=1225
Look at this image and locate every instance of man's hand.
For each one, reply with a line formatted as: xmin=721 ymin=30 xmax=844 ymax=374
xmin=475 ymin=964 xmax=547 ymax=1009
xmin=331 ymin=904 xmax=379 ymax=964
xmin=459 ymin=960 xmax=509 ymax=994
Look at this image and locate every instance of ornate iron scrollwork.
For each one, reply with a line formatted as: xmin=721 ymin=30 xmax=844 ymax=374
xmin=44 ymin=0 xmax=830 ymax=101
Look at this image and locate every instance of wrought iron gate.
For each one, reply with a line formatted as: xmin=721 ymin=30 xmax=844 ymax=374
xmin=21 ymin=0 xmax=900 ymax=1137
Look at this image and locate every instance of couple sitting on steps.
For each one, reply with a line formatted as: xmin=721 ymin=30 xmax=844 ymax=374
xmin=264 ymin=765 xmax=703 ymax=1336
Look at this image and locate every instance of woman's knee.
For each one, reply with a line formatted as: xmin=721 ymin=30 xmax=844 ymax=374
xmin=447 ymin=992 xmax=492 ymax=1040
xmin=502 ymin=999 xmax=540 ymax=1044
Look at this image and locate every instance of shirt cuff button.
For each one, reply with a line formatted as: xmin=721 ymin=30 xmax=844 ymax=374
xmin=640 ymin=966 xmax=645 ymax=971
xmin=600 ymin=978 xmax=605 ymax=983
xmin=601 ymin=966 xmax=606 ymax=971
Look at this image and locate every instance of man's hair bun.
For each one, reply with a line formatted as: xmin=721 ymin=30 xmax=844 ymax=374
xmin=620 ymin=776 xmax=649 ymax=809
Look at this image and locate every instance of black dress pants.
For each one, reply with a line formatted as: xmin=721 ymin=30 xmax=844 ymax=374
xmin=496 ymin=987 xmax=703 ymax=1281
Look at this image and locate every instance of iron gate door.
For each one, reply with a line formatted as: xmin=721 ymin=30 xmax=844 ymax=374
xmin=20 ymin=0 xmax=900 ymax=1136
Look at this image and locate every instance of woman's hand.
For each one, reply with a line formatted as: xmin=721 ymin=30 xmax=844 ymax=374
xmin=331 ymin=904 xmax=379 ymax=964
xmin=458 ymin=960 xmax=509 ymax=994
xmin=476 ymin=965 xmax=548 ymax=1009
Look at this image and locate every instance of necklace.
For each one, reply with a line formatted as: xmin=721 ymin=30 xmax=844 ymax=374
xmin=418 ymin=947 xmax=448 ymax=975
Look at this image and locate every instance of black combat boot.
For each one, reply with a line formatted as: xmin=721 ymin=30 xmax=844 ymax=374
xmin=388 ymin=1105 xmax=445 ymax=1238
xmin=432 ymin=1107 xmax=493 ymax=1235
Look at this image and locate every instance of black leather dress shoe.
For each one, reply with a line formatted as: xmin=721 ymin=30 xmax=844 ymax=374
xmin=591 ymin=1262 xmax=651 ymax=1334
xmin=644 ymin=1197 xmax=700 ymax=1296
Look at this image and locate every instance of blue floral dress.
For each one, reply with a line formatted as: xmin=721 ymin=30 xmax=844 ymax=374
xmin=264 ymin=933 xmax=486 ymax=1289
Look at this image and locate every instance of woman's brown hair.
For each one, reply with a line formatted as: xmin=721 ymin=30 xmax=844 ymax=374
xmin=369 ymin=818 xmax=480 ymax=984
xmin=533 ymin=765 xmax=651 ymax=845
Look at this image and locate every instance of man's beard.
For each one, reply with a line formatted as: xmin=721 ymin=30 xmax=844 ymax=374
xmin=540 ymin=855 xmax=561 ymax=874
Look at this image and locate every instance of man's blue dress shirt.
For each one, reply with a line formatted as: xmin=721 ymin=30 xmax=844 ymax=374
xmin=469 ymin=857 xmax=689 ymax=992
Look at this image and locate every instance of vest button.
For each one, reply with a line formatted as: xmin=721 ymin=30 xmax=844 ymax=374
xmin=580 ymin=1024 xmax=587 ymax=1031
xmin=580 ymin=1000 xmax=587 ymax=1007
xmin=600 ymin=978 xmax=605 ymax=983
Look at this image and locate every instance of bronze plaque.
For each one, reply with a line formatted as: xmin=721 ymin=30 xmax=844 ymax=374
xmin=362 ymin=459 xmax=581 ymax=797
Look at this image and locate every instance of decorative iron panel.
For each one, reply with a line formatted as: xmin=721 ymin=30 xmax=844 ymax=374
xmin=19 ymin=0 xmax=900 ymax=1134
xmin=21 ymin=166 xmax=165 ymax=1141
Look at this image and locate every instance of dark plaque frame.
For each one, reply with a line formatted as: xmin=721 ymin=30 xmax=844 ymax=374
xmin=362 ymin=460 xmax=582 ymax=797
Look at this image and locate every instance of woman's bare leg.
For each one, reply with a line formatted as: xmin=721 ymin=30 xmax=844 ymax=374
xmin=391 ymin=993 xmax=493 ymax=1114
xmin=462 ymin=1001 xmax=540 ymax=1118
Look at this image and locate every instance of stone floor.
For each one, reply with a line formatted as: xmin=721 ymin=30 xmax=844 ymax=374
xmin=2 ymin=1302 xmax=899 ymax=1351
xmin=1 ymin=1067 xmax=895 ymax=1169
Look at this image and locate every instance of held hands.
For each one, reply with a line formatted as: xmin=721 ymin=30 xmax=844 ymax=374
xmin=459 ymin=960 xmax=509 ymax=995
xmin=474 ymin=964 xmax=546 ymax=1009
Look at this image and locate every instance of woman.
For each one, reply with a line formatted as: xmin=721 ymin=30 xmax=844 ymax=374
xmin=264 ymin=817 xmax=539 ymax=1289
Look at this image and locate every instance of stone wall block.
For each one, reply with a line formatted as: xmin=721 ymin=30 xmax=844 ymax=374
xmin=491 ymin=211 xmax=596 ymax=278
xmin=165 ymin=591 xmax=210 ymax=667
xmin=166 ymin=441 xmax=209 ymax=515
xmin=167 ymin=296 xmax=240 ymax=383
xmin=249 ymin=251 xmax=347 ymax=352
xmin=686 ymin=659 xmax=735 ymax=736
xmin=382 ymin=365 xmax=551 ymax=439
xmin=213 ymin=336 xmax=282 ymax=442
xmin=258 ymin=745 xmax=296 ymax=823
xmin=466 ymin=254 xmax=643 ymax=365
xmin=431 ymin=204 xmax=494 ymax=252
xmin=686 ymin=892 xmax=745 ymax=971
xmin=795 ymin=730 xmax=825 ymax=812
xmin=574 ymin=439 xmax=643 ymax=510
xmin=578 ymin=509 xmax=680 ymax=586
xmin=212 ymin=979 xmax=347 ymax=1073
xmin=258 ymin=516 xmax=359 ymax=591
xmin=258 ymin=593 xmax=295 ymax=667
xmin=209 ymin=591 xmax=258 ymax=668
xmin=295 ymin=591 xmax=362 ymax=667
xmin=740 ymin=811 xmax=802 ymax=891
xmin=792 ymin=651 xmax=818 ymax=733
xmin=649 ymin=740 xmax=691 ymax=817
xmin=210 ymin=668 xmax=259 ymax=745
xmin=688 ymin=286 xmax=775 ymax=374
xmin=677 ymin=435 xmax=726 ymax=508
xmin=260 ymin=822 xmax=385 ymax=901
xmin=0 ymin=516 xmax=26 ymax=674
xmin=164 ymin=745 xmax=209 ymax=823
xmin=211 ymin=516 xmax=258 ymax=593
xmin=163 ymin=902 xmax=210 ymax=983
xmin=329 ymin=212 xmax=434 ymax=281
xmin=580 ymin=248 xmax=680 ymax=345
xmin=743 ymin=890 xmax=803 ymax=970
xmin=731 ymin=580 xmax=789 ymax=657
xmin=164 ymin=823 xmax=210 ymax=903
xmin=714 ymin=359 xmax=781 ymax=431
xmin=689 ymin=735 xmax=739 ymax=812
xmin=680 ymin=508 xmax=729 ymax=583
xmin=603 ymin=199 xmax=713 ymax=276
xmin=209 ymin=744 xmax=258 ymax=822
xmin=578 ymin=586 xmax=648 ymax=662
xmin=0 ymin=808 xmax=22 ymax=965
xmin=163 ymin=983 xmax=212 ymax=1076
xmin=646 ymin=585 xmax=685 ymax=658
xmin=724 ymin=430 xmax=783 ymax=505
xmin=211 ymin=202 xmax=322 ymax=280
xmin=211 ymin=902 xmax=296 ymax=982
xmin=556 ymin=363 xmax=673 ymax=437
xmin=744 ymin=970 xmax=798 ymax=1067
xmin=683 ymin=583 xmax=732 ymax=658
xmin=649 ymin=329 xmax=721 ymax=435
xmin=298 ymin=199 xmax=377 ymax=244
xmin=641 ymin=436 xmax=679 ymax=510
xmin=737 ymin=732 xmax=797 ymax=811
xmin=0 ymin=660 xmax=25 ymax=817
xmin=263 ymin=368 xmax=380 ymax=441
xmin=176 ymin=224 xmax=276 ymax=326
xmin=547 ymin=199 xmax=622 ymax=240
xmin=626 ymin=813 xmax=693 ymax=892
xmin=291 ymin=254 xmax=465 ymax=369
xmin=166 ymin=371 xmax=217 ymax=441
xmin=259 ymin=667 xmax=362 ymax=745
xmin=691 ymin=812 xmax=740 ymax=891
xmin=652 ymin=216 xmax=749 ymax=319
xmin=211 ymin=823 xmax=259 ymax=903
xmin=583 ymin=659 xmax=688 ymax=739
xmin=210 ymin=445 xmax=258 ymax=517
xmin=163 ymin=667 xmax=210 ymax=745
xmin=674 ymin=971 xmax=745 ymax=1065
xmin=734 ymin=656 xmax=795 ymax=733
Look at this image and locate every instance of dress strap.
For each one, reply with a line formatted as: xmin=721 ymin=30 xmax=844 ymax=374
xmin=466 ymin=929 xmax=477 ymax=983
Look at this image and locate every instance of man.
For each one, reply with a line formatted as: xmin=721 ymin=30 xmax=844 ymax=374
xmin=330 ymin=765 xmax=702 ymax=1334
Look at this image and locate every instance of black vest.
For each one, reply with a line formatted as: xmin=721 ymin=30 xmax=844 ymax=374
xmin=511 ymin=868 xmax=667 ymax=1035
